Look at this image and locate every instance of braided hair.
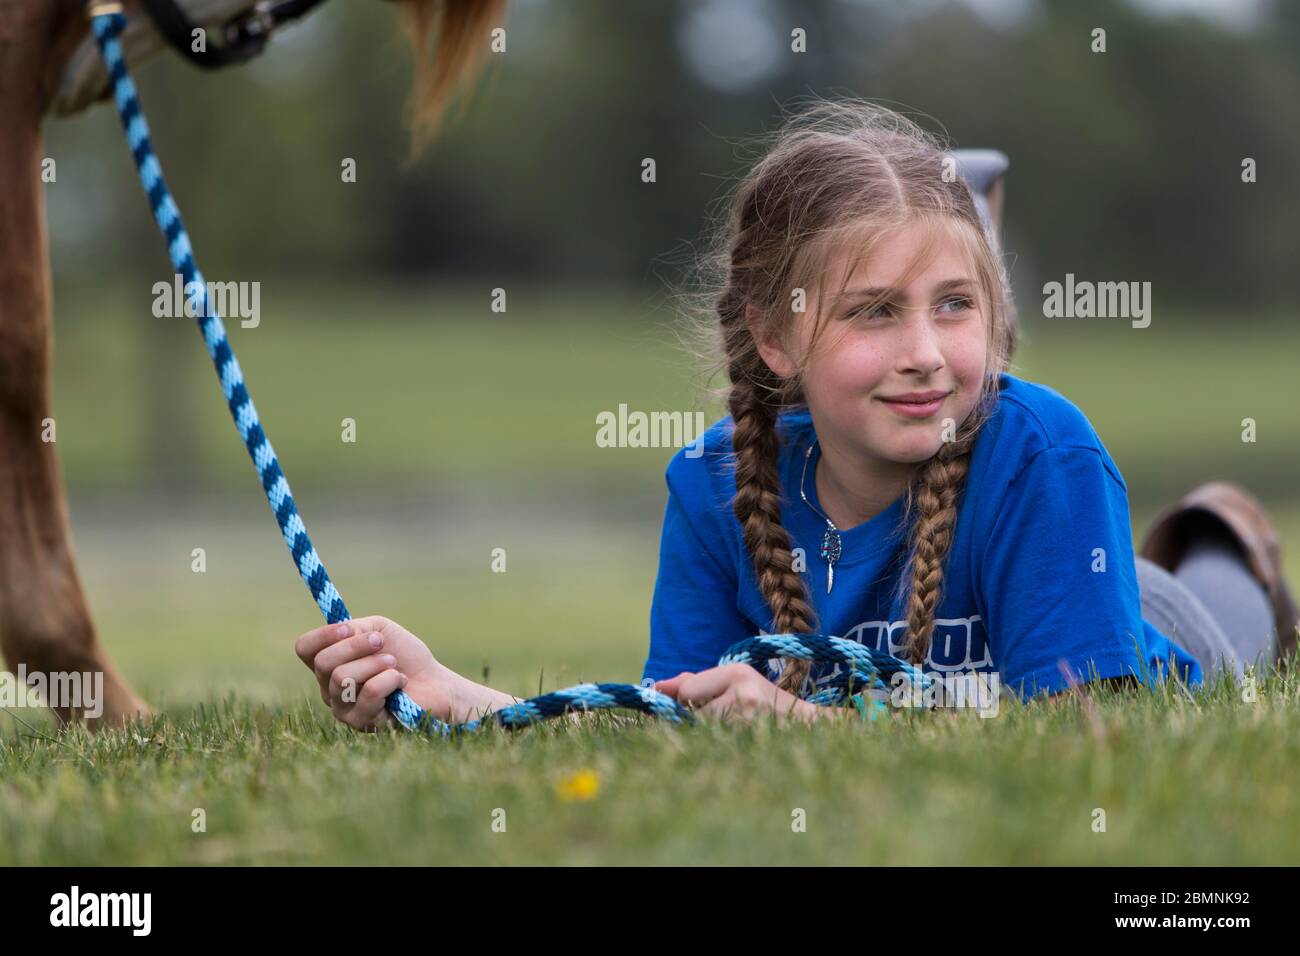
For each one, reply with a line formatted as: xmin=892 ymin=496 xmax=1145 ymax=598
xmin=686 ymin=99 xmax=1016 ymax=692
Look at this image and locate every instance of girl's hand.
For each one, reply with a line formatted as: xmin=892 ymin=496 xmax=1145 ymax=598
xmin=654 ymin=663 xmax=821 ymax=724
xmin=294 ymin=615 xmax=457 ymax=731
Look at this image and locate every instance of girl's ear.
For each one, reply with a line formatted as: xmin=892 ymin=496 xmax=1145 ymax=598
xmin=746 ymin=305 xmax=797 ymax=380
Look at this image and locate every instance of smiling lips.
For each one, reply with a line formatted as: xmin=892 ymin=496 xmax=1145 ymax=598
xmin=877 ymin=389 xmax=951 ymax=418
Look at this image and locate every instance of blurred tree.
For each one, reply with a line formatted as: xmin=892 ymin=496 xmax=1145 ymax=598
xmin=43 ymin=0 xmax=1300 ymax=314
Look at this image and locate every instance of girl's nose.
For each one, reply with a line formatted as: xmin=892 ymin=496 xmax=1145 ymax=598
xmin=895 ymin=317 xmax=945 ymax=375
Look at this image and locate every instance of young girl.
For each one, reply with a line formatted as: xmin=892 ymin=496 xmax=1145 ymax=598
xmin=295 ymin=99 xmax=1297 ymax=729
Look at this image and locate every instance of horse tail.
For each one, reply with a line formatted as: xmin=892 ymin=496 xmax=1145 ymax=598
xmin=399 ymin=0 xmax=508 ymax=154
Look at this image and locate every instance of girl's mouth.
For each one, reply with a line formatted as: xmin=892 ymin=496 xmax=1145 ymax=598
xmin=877 ymin=391 xmax=951 ymax=418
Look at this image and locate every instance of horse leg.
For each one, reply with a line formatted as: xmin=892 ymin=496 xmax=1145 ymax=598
xmin=0 ymin=0 xmax=151 ymax=727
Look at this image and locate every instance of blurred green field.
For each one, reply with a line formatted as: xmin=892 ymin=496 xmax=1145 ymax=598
xmin=49 ymin=280 xmax=1300 ymax=504
xmin=50 ymin=279 xmax=705 ymax=493
xmin=2 ymin=285 xmax=1298 ymax=864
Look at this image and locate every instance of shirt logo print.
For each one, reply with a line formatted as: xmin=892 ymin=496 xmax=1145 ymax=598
xmin=759 ymin=615 xmax=991 ymax=692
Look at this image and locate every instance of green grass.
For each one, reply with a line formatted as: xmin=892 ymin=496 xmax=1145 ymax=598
xmin=3 ymin=669 xmax=1298 ymax=866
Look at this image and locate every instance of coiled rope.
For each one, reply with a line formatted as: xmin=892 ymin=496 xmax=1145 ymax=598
xmin=85 ymin=2 xmax=931 ymax=735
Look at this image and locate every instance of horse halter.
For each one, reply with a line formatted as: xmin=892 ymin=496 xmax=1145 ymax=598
xmin=140 ymin=0 xmax=332 ymax=69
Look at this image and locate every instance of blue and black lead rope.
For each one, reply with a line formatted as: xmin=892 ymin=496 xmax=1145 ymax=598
xmin=84 ymin=4 xmax=932 ymax=735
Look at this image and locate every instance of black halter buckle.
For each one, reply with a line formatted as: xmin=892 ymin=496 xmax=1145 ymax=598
xmin=142 ymin=0 xmax=329 ymax=70
xmin=227 ymin=2 xmax=278 ymax=44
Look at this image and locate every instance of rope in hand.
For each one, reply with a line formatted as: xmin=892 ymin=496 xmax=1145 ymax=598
xmin=85 ymin=3 xmax=932 ymax=735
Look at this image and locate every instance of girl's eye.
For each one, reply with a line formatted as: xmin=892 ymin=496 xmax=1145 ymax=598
xmin=848 ymin=295 xmax=972 ymax=321
xmin=847 ymin=303 xmax=891 ymax=320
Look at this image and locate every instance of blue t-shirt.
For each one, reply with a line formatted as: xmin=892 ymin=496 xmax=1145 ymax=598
xmin=642 ymin=372 xmax=1203 ymax=701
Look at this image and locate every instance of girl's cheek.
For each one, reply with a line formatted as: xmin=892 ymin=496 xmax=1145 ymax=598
xmin=944 ymin=324 xmax=989 ymax=383
xmin=818 ymin=337 xmax=890 ymax=393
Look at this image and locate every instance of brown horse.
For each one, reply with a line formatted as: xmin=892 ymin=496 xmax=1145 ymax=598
xmin=0 ymin=0 xmax=503 ymax=727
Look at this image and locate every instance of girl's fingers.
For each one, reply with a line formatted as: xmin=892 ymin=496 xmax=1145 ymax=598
xmin=350 ymin=670 xmax=408 ymax=728
xmin=329 ymin=653 xmax=398 ymax=703
xmin=653 ymin=671 xmax=694 ymax=698
xmin=345 ymin=615 xmax=393 ymax=638
xmin=295 ymin=620 xmax=353 ymax=666
xmin=312 ymin=630 xmax=388 ymax=683
xmin=696 ymin=695 xmax=737 ymax=720
xmin=669 ymin=668 xmax=733 ymax=708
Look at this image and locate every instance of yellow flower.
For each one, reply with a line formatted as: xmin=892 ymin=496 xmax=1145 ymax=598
xmin=555 ymin=768 xmax=600 ymax=802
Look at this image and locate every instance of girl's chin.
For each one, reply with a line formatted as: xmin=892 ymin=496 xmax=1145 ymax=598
xmin=879 ymin=437 xmax=948 ymax=464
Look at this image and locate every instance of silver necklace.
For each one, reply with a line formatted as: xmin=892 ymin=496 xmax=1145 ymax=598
xmin=799 ymin=438 xmax=842 ymax=594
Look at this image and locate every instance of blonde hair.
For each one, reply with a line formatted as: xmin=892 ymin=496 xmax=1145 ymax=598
xmin=683 ymin=98 xmax=1016 ymax=693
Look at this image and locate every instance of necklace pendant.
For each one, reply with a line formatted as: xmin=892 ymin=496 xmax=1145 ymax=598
xmin=800 ymin=441 xmax=845 ymax=597
xmin=820 ymin=527 xmax=841 ymax=564
xmin=820 ymin=527 xmax=841 ymax=594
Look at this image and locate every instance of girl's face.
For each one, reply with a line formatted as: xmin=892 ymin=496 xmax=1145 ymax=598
xmin=759 ymin=218 xmax=990 ymax=467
